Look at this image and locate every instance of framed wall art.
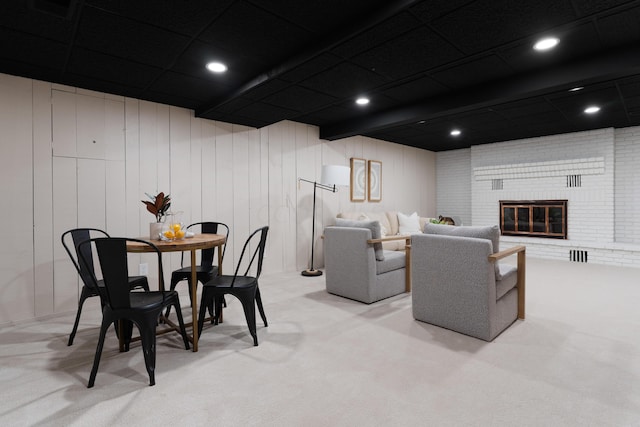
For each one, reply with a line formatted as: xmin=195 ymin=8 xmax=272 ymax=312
xmin=368 ymin=160 xmax=382 ymax=202
xmin=350 ymin=157 xmax=366 ymax=202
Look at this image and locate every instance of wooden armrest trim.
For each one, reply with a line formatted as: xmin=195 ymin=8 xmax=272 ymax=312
xmin=367 ymin=235 xmax=412 ymax=244
xmin=488 ymin=245 xmax=525 ymax=262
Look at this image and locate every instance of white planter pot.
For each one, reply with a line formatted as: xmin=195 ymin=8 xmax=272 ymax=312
xmin=150 ymin=222 xmax=163 ymax=240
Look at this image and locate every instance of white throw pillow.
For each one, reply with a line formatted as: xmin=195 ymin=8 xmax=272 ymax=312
xmin=398 ymin=211 xmax=421 ymax=234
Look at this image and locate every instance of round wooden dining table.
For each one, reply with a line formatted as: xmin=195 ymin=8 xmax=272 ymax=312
xmin=127 ymin=233 xmax=226 ymax=352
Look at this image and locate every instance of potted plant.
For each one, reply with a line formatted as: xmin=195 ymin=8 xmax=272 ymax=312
xmin=142 ymin=192 xmax=171 ymax=239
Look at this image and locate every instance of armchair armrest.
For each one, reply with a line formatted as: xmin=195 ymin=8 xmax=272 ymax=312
xmin=367 ymin=235 xmax=412 ymax=244
xmin=489 ymin=245 xmax=526 ymax=320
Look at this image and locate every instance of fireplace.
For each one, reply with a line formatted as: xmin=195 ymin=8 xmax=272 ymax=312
xmin=500 ymin=200 xmax=567 ymax=239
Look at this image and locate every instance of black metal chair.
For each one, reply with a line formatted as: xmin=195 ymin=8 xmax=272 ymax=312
xmin=165 ymin=221 xmax=229 ymax=318
xmin=198 ymin=226 xmax=269 ymax=346
xmin=62 ymin=228 xmax=149 ymax=346
xmin=78 ymin=237 xmax=190 ymax=388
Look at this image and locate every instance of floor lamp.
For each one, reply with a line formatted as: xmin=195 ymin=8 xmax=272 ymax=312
xmin=299 ymin=165 xmax=350 ymax=277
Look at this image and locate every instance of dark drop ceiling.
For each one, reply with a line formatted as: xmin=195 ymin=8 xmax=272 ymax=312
xmin=3 ymin=0 xmax=640 ymax=152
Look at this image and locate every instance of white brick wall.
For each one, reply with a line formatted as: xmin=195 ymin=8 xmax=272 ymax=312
xmin=437 ymin=126 xmax=640 ymax=268
xmin=435 ymin=149 xmax=471 ymax=225
xmin=614 ymin=127 xmax=640 ymax=243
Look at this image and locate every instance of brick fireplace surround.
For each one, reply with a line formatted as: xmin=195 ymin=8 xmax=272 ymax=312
xmin=436 ymin=127 xmax=640 ymax=268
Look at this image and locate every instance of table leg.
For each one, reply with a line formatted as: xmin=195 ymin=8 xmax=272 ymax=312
xmin=217 ymin=242 xmax=224 ymax=323
xmin=191 ymin=249 xmax=198 ymax=352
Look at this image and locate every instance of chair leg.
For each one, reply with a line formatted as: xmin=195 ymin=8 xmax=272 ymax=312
xmin=197 ymin=289 xmax=211 ymax=336
xmin=237 ymin=290 xmax=258 ymax=346
xmin=255 ymin=286 xmax=268 ymax=327
xmin=88 ymin=316 xmax=111 ymax=388
xmin=68 ymin=286 xmax=93 ymax=346
xmin=172 ymin=300 xmax=190 ymax=350
xmin=164 ymin=276 xmax=183 ymax=319
xmin=137 ymin=317 xmax=157 ymax=386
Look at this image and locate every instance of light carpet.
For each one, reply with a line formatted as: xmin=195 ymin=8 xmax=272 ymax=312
xmin=1 ymin=257 xmax=639 ymax=426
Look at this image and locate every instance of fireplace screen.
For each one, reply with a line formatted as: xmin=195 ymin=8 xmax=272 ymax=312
xmin=500 ymin=200 xmax=567 ymax=239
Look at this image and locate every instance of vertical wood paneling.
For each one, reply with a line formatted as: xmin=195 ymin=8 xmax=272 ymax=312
xmin=106 ymin=160 xmax=127 ymax=236
xmin=77 ymin=158 xmax=106 ymax=229
xmin=168 ymin=107 xmax=192 ymax=270
xmin=189 ymin=117 xmax=203 ymax=224
xmin=105 ymin=98 xmax=125 ymax=162
xmin=124 ymin=98 xmax=142 ymax=239
xmin=0 ymin=74 xmax=35 ymax=322
xmin=215 ymin=121 xmax=235 ymax=271
xmin=232 ymin=125 xmax=251 ymax=266
xmin=52 ymin=156 xmax=78 ymax=313
xmin=33 ymin=79 xmax=54 ymax=317
xmin=201 ymin=120 xmax=217 ymax=219
xmin=267 ymin=124 xmax=285 ymax=273
xmin=295 ymin=122 xmax=313 ymax=271
xmin=52 ymin=89 xmax=76 ymax=157
xmin=138 ymin=101 xmax=159 ymax=231
xmin=257 ymin=127 xmax=271 ymax=270
xmin=281 ymin=122 xmax=297 ymax=272
xmin=76 ymin=94 xmax=105 ymax=159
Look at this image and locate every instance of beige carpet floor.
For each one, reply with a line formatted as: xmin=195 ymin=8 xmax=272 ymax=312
xmin=1 ymin=257 xmax=639 ymax=426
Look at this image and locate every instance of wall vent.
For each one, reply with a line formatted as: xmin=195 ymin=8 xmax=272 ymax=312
xmin=567 ymin=174 xmax=582 ymax=188
xmin=492 ymin=179 xmax=503 ymax=190
xmin=570 ymin=249 xmax=588 ymax=262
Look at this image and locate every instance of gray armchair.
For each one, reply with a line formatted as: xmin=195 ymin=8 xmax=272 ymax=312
xmin=411 ymin=224 xmax=525 ymax=341
xmin=324 ymin=220 xmax=410 ymax=304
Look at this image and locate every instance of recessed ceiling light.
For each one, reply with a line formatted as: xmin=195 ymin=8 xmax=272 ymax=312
xmin=584 ymin=106 xmax=600 ymax=114
xmin=450 ymin=129 xmax=461 ymax=136
xmin=355 ymin=97 xmax=370 ymax=105
xmin=533 ymin=37 xmax=559 ymax=51
xmin=569 ymin=86 xmax=584 ymax=92
xmin=206 ymin=62 xmax=227 ymax=73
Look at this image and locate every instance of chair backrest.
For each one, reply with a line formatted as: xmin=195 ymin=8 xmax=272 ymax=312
xmin=231 ymin=226 xmax=269 ymax=285
xmin=184 ymin=222 xmax=230 ymax=268
xmin=78 ymin=238 xmax=163 ymax=309
xmin=61 ymin=228 xmax=110 ymax=291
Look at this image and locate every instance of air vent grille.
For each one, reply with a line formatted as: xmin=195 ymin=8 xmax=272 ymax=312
xmin=570 ymin=250 xmax=588 ymax=262
xmin=567 ymin=175 xmax=582 ymax=188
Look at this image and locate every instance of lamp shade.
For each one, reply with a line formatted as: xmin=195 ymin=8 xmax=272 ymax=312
xmin=321 ymin=165 xmax=350 ymax=187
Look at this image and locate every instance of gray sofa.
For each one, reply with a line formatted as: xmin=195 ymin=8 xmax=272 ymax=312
xmin=411 ymin=224 xmax=526 ymax=341
xmin=324 ymin=220 xmax=410 ymax=304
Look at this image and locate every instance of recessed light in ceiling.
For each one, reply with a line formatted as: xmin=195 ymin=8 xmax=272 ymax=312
xmin=584 ymin=106 xmax=601 ymax=114
xmin=355 ymin=97 xmax=370 ymax=105
xmin=533 ymin=37 xmax=559 ymax=51
xmin=450 ymin=129 xmax=461 ymax=136
xmin=206 ymin=62 xmax=227 ymax=73
xmin=569 ymin=86 xmax=584 ymax=92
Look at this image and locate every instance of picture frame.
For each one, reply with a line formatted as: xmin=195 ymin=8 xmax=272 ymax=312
xmin=350 ymin=157 xmax=366 ymax=202
xmin=368 ymin=160 xmax=382 ymax=202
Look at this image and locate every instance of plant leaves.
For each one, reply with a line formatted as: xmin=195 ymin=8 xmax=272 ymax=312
xmin=142 ymin=200 xmax=158 ymax=215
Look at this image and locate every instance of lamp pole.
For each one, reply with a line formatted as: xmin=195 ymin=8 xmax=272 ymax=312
xmin=299 ymin=178 xmax=337 ymax=277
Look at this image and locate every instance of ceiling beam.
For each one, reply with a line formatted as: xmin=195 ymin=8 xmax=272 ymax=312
xmin=320 ymin=44 xmax=640 ymax=140
xmin=195 ymin=0 xmax=421 ymax=118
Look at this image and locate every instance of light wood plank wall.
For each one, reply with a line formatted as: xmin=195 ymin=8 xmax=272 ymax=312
xmin=0 ymin=73 xmax=436 ymax=324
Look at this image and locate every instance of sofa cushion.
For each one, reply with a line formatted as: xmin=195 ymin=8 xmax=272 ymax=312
xmin=376 ymin=250 xmax=405 ymax=274
xmin=385 ymin=211 xmax=400 ymax=236
xmin=424 ymin=223 xmax=501 ymax=280
xmin=496 ymin=264 xmax=518 ymax=300
xmin=335 ymin=218 xmax=384 ymax=261
xmin=398 ymin=211 xmax=421 ymax=234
